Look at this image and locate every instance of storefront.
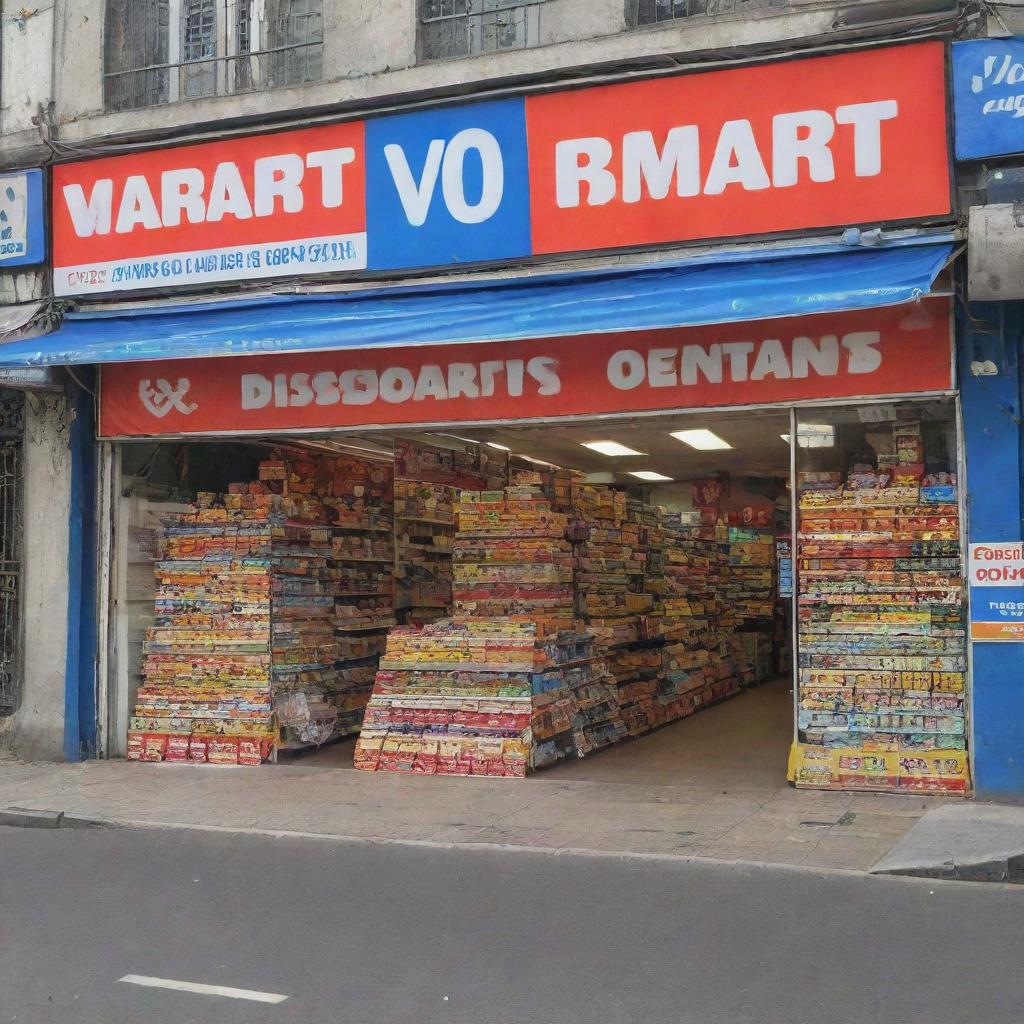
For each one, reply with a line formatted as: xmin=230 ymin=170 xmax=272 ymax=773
xmin=11 ymin=39 xmax=974 ymax=790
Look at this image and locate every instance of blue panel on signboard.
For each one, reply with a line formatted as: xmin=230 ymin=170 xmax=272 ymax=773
xmin=953 ymin=39 xmax=1024 ymax=160
xmin=0 ymin=168 xmax=45 ymax=267
xmin=365 ymin=97 xmax=532 ymax=271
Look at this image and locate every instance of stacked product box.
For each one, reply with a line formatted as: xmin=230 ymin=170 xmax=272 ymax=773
xmin=353 ymin=619 xmax=626 ymax=775
xmin=394 ymin=480 xmax=455 ymax=623
xmin=129 ymin=497 xmax=276 ymax=765
xmin=510 ymin=466 xmax=582 ymax=511
xmin=722 ymin=525 xmax=775 ymax=686
xmin=790 ymin=420 xmax=969 ymax=793
xmin=601 ymin=498 xmax=664 ymax=735
xmin=571 ymin=485 xmax=654 ymax=646
xmin=354 ymin=487 xmax=627 ymax=775
xmin=453 ymin=488 xmax=575 ymax=632
xmin=129 ymin=452 xmax=392 ymax=764
xmin=655 ymin=511 xmax=743 ymax=728
xmin=328 ymin=459 xmax=396 ymax=735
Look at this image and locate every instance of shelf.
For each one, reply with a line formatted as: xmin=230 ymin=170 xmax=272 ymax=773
xmin=333 ymin=556 xmax=394 ymax=563
xmin=335 ymin=621 xmax=397 ymax=633
xmin=396 ymin=515 xmax=455 ymax=527
xmin=332 ymin=523 xmax=392 ymax=533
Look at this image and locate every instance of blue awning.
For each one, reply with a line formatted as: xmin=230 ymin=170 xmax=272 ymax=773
xmin=0 ymin=242 xmax=954 ymax=367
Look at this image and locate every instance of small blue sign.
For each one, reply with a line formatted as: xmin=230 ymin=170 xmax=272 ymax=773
xmin=365 ymin=98 xmax=532 ymax=272
xmin=0 ymin=168 xmax=44 ymax=267
xmin=953 ymin=38 xmax=1024 ymax=160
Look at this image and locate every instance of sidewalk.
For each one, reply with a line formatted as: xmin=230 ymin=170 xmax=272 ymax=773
xmin=0 ymin=750 xmax=947 ymax=872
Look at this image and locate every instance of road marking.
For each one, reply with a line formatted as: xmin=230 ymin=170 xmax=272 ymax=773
xmin=119 ymin=975 xmax=288 ymax=1004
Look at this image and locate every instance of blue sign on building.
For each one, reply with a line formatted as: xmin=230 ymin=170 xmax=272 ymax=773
xmin=365 ymin=98 xmax=532 ymax=272
xmin=953 ymin=38 xmax=1024 ymax=160
xmin=0 ymin=168 xmax=45 ymax=267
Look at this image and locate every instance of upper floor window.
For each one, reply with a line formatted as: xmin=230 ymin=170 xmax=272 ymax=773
xmin=104 ymin=0 xmax=324 ymax=111
xmin=419 ymin=0 xmax=547 ymax=62
xmin=629 ymin=0 xmax=787 ymax=25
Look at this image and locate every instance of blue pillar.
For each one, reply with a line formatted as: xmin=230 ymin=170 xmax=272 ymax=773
xmin=63 ymin=373 xmax=98 ymax=761
xmin=959 ymin=301 xmax=1024 ymax=801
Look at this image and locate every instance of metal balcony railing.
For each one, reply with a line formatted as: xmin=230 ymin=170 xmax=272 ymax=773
xmin=104 ymin=0 xmax=323 ymax=111
xmin=420 ymin=0 xmax=549 ymax=61
xmin=632 ymin=0 xmax=788 ymax=24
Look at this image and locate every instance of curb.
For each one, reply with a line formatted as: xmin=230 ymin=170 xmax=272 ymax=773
xmin=0 ymin=807 xmax=967 ymax=885
xmin=9 ymin=805 xmax=1022 ymax=890
xmin=0 ymin=807 xmax=107 ymax=830
xmin=874 ymin=855 xmax=1024 ymax=885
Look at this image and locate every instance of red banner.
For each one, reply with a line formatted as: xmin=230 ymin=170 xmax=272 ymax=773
xmin=99 ymin=300 xmax=953 ymax=438
xmin=527 ymin=43 xmax=951 ymax=257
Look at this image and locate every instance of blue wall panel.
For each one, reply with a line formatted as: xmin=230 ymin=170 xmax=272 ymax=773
xmin=960 ymin=302 xmax=1024 ymax=800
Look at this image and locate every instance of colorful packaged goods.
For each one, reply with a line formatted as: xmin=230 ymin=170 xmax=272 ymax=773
xmin=129 ymin=451 xmax=396 ymax=764
xmin=356 ymin=486 xmax=627 ymax=776
xmin=789 ymin=417 xmax=969 ymax=794
xmin=354 ymin=619 xmax=626 ymax=776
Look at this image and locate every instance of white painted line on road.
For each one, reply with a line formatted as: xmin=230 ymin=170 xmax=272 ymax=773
xmin=119 ymin=975 xmax=288 ymax=1004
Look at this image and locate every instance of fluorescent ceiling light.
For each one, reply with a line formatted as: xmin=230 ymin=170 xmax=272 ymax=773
xmin=581 ymin=441 xmax=645 ymax=457
xmin=486 ymin=442 xmax=511 ymax=451
xmin=670 ymin=429 xmax=733 ymax=451
xmin=630 ymin=471 xmax=674 ymax=482
xmin=516 ymin=454 xmax=563 ymax=469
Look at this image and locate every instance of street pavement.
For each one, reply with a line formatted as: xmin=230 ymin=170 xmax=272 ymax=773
xmin=2 ymin=826 xmax=1024 ymax=1024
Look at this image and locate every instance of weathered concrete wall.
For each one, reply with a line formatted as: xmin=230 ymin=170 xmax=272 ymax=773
xmin=0 ymin=0 xmax=54 ymax=166
xmin=0 ymin=394 xmax=71 ymax=761
xmin=54 ymin=0 xmax=847 ymax=143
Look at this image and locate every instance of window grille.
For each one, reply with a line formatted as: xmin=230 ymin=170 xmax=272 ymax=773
xmin=0 ymin=392 xmax=24 ymax=719
xmin=104 ymin=0 xmax=324 ymax=111
xmin=420 ymin=0 xmax=548 ymax=61
xmin=631 ymin=0 xmax=787 ymax=25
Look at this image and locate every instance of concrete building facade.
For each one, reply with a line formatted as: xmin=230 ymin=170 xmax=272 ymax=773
xmin=10 ymin=0 xmax=1024 ymax=797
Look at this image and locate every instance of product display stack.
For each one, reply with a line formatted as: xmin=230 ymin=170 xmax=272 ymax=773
xmin=571 ymin=485 xmax=654 ymax=647
xmin=129 ymin=496 xmax=276 ymax=765
xmin=261 ymin=460 xmax=343 ymax=751
xmin=603 ymin=503 xmax=665 ymax=737
xmin=130 ymin=451 xmax=395 ymax=764
xmin=329 ymin=457 xmax=396 ymax=736
xmin=353 ymin=486 xmax=627 ymax=775
xmin=722 ymin=525 xmax=776 ymax=686
xmin=789 ymin=417 xmax=969 ymax=793
xmin=393 ymin=479 xmax=455 ymax=623
xmin=656 ymin=511 xmax=743 ymax=729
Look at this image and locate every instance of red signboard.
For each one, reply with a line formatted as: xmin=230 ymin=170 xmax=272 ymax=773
xmin=99 ymin=300 xmax=953 ymax=438
xmin=526 ymin=43 xmax=951 ymax=256
xmin=53 ymin=41 xmax=951 ymax=297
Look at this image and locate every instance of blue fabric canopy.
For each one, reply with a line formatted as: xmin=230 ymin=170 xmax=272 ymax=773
xmin=0 ymin=242 xmax=954 ymax=367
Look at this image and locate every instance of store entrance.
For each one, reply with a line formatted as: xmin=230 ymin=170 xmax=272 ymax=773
xmin=114 ymin=407 xmax=796 ymax=784
xmin=114 ymin=398 xmax=968 ymax=794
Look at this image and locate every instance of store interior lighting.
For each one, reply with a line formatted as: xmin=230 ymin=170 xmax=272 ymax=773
xmin=670 ymin=429 xmax=733 ymax=451
xmin=581 ymin=440 xmax=646 ymax=457
xmin=486 ymin=442 xmax=512 ymax=451
xmin=630 ymin=471 xmax=674 ymax=482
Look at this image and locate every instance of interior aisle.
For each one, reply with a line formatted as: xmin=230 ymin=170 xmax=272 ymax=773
xmin=286 ymin=676 xmax=794 ymax=790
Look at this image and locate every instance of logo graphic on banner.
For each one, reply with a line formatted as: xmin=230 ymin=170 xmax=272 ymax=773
xmin=138 ymin=378 xmax=197 ymax=418
xmin=968 ymin=542 xmax=1024 ymax=641
xmin=98 ymin=299 xmax=954 ymax=438
xmin=54 ymin=41 xmax=951 ymax=297
xmin=953 ymin=38 xmax=1024 ymax=160
xmin=0 ymin=169 xmax=45 ymax=267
